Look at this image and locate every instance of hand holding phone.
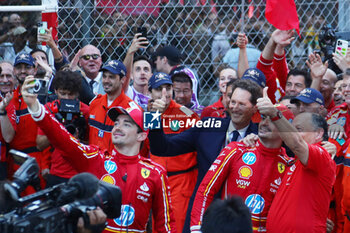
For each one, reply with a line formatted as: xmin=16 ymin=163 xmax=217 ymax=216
xmin=335 ymin=39 xmax=348 ymax=56
xmin=137 ymin=27 xmax=148 ymax=41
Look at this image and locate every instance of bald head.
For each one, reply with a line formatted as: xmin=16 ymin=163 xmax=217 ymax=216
xmin=9 ymin=14 xmax=21 ymax=27
xmin=78 ymin=45 xmax=102 ymax=79
xmin=293 ymin=112 xmax=327 ymax=144
xmin=320 ymin=68 xmax=337 ymax=102
xmin=0 ymin=61 xmax=15 ymax=94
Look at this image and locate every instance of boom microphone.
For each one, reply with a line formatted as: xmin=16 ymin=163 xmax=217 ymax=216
xmin=57 ymin=172 xmax=99 ymax=205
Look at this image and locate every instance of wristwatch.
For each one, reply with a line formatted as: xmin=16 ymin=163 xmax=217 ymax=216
xmin=0 ymin=110 xmax=7 ymax=116
xmin=270 ymin=110 xmax=283 ymax=122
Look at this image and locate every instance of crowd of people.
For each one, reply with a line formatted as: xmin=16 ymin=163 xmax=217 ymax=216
xmin=0 ymin=6 xmax=349 ymax=233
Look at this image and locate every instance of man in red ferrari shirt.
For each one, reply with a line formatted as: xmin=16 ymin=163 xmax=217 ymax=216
xmin=258 ymin=87 xmax=336 ymax=233
xmin=190 ymin=104 xmax=294 ymax=233
xmin=21 ymin=76 xmax=177 ymax=233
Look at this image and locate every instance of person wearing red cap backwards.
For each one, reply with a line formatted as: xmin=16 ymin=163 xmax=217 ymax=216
xmin=256 ymin=87 xmax=336 ymax=233
xmin=21 ymin=76 xmax=177 ymax=233
xmin=89 ymin=60 xmax=141 ymax=153
xmin=148 ymin=72 xmax=200 ymax=232
xmin=190 ymin=103 xmax=294 ymax=233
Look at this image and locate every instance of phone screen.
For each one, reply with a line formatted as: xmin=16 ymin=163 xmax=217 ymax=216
xmin=335 ymin=39 xmax=349 ymax=56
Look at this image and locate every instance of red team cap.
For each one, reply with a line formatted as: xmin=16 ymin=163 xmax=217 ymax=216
xmin=108 ymin=106 xmax=146 ymax=132
xmin=275 ymin=104 xmax=294 ymax=122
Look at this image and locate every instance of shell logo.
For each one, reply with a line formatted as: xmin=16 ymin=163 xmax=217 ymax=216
xmin=238 ymin=166 xmax=253 ymax=179
xmin=101 ymin=174 xmax=116 ymax=185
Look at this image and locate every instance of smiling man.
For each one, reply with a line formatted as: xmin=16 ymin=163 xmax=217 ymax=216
xmin=78 ymin=45 xmax=104 ymax=95
xmin=0 ymin=62 xmax=15 ymax=95
xmin=191 ymin=104 xmax=294 ymax=233
xmin=148 ymin=72 xmax=199 ymax=232
xmin=89 ymin=60 xmax=140 ymax=152
xmin=21 ymin=76 xmax=176 ymax=233
xmin=149 ymin=79 xmax=260 ymax=233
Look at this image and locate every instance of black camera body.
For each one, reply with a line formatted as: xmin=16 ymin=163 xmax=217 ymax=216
xmin=28 ymin=79 xmax=48 ymax=95
xmin=55 ymin=99 xmax=86 ymax=137
xmin=319 ymin=25 xmax=350 ymax=73
xmin=0 ymin=151 xmax=122 ymax=233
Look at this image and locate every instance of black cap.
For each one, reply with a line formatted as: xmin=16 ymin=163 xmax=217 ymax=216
xmin=154 ymin=45 xmax=183 ymax=64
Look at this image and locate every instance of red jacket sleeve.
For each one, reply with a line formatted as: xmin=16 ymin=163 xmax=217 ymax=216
xmin=256 ymin=55 xmax=278 ymax=103
xmin=273 ymin=53 xmax=289 ymax=91
xmin=190 ymin=144 xmax=238 ymax=232
xmin=5 ymin=103 xmax=17 ymax=130
xmin=33 ymin=105 xmax=103 ymax=173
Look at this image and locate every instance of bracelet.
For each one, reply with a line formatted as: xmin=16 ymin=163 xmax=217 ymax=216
xmin=0 ymin=110 xmax=7 ymax=116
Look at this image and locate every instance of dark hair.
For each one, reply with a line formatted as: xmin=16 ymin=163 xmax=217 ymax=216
xmin=133 ymin=55 xmax=152 ymax=68
xmin=52 ymin=71 xmax=81 ymax=94
xmin=218 ymin=64 xmax=237 ymax=75
xmin=160 ymin=56 xmax=179 ymax=66
xmin=171 ymin=72 xmax=192 ymax=88
xmin=30 ymin=48 xmax=49 ymax=63
xmin=231 ymin=79 xmax=262 ymax=105
xmin=287 ymin=69 xmax=311 ymax=88
xmin=311 ymin=113 xmax=328 ymax=141
xmin=201 ymin=196 xmax=253 ymax=233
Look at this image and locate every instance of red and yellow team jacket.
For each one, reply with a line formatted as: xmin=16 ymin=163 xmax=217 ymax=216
xmin=89 ymin=91 xmax=140 ymax=152
xmin=190 ymin=140 xmax=292 ymax=233
xmin=31 ymin=103 xmax=177 ymax=233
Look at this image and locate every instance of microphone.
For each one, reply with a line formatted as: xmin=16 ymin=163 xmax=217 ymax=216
xmin=57 ymin=172 xmax=99 ymax=205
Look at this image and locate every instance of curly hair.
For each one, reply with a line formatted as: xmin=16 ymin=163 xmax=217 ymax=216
xmin=52 ymin=70 xmax=81 ymax=94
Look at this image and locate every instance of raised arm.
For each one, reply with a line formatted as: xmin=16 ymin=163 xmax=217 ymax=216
xmin=237 ymin=33 xmax=249 ymax=78
xmin=257 ymin=87 xmax=309 ymax=165
xmin=21 ymin=76 xmax=100 ymax=172
xmin=306 ymin=52 xmax=328 ymax=90
xmin=0 ymin=92 xmax=15 ymax=143
xmin=122 ymin=33 xmax=148 ymax=92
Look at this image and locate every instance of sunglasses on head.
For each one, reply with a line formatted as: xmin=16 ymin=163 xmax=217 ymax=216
xmin=80 ymin=54 xmax=100 ymax=60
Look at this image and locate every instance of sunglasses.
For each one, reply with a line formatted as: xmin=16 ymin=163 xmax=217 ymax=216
xmin=80 ymin=54 xmax=100 ymax=60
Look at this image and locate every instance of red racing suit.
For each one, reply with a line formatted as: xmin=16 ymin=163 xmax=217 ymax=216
xmin=256 ymin=53 xmax=288 ymax=104
xmin=32 ymin=104 xmax=176 ymax=233
xmin=201 ymin=97 xmax=225 ymax=119
xmin=327 ymin=103 xmax=350 ymax=138
xmin=190 ymin=140 xmax=292 ymax=233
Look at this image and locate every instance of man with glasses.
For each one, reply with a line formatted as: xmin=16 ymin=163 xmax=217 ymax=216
xmin=76 ymin=45 xmax=105 ymax=96
xmin=172 ymin=72 xmax=203 ymax=116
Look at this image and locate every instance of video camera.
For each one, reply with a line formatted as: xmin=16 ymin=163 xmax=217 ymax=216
xmin=319 ymin=25 xmax=350 ymax=73
xmin=49 ymin=99 xmax=86 ymax=137
xmin=0 ymin=150 xmax=122 ymax=233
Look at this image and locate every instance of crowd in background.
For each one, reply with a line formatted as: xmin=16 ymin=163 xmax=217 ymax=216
xmin=0 ymin=1 xmax=349 ymax=233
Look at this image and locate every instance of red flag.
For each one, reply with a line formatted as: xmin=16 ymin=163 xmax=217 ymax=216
xmin=265 ymin=0 xmax=300 ymax=36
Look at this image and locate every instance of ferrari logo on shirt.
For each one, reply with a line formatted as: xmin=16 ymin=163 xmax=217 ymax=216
xmin=141 ymin=168 xmax=150 ymax=178
xmin=278 ymin=162 xmax=285 ymax=174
